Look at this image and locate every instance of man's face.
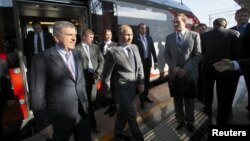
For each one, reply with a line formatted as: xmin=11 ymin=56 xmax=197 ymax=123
xmin=55 ymin=27 xmax=77 ymax=51
xmin=235 ymin=11 xmax=250 ymax=26
xmin=83 ymin=33 xmax=94 ymax=45
xmin=33 ymin=24 xmax=42 ymax=34
xmin=173 ymin=16 xmax=186 ymax=32
xmin=197 ymin=26 xmax=207 ymax=34
xmin=104 ymin=31 xmax=112 ymax=42
xmin=138 ymin=25 xmax=147 ymax=35
xmin=119 ymin=26 xmax=133 ymax=46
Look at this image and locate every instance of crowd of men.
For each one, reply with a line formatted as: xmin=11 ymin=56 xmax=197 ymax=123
xmin=25 ymin=7 xmax=250 ymax=141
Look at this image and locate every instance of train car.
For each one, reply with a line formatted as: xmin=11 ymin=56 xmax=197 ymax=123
xmin=0 ymin=0 xmax=198 ymax=139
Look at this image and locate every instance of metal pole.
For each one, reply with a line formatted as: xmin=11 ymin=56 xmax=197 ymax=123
xmin=181 ymin=0 xmax=183 ymax=4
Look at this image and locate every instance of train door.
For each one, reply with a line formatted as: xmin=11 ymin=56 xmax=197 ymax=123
xmin=2 ymin=0 xmax=90 ymax=138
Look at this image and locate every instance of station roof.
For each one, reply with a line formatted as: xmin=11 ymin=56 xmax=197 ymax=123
xmin=235 ymin=0 xmax=250 ymax=10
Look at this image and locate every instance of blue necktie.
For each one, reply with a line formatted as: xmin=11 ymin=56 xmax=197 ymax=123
xmin=65 ymin=52 xmax=75 ymax=79
xmin=238 ymin=26 xmax=245 ymax=36
xmin=126 ymin=48 xmax=135 ymax=69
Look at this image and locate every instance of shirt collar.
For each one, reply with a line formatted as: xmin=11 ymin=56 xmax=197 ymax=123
xmin=56 ymin=44 xmax=71 ymax=55
xmin=238 ymin=23 xmax=248 ymax=29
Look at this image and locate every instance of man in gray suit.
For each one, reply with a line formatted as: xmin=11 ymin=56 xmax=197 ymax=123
xmin=30 ymin=21 xmax=91 ymax=141
xmin=75 ymin=29 xmax=104 ymax=134
xmin=164 ymin=13 xmax=202 ymax=132
xmin=102 ymin=24 xmax=145 ymax=141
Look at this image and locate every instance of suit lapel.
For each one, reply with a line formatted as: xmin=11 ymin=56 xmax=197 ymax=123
xmin=116 ymin=45 xmax=134 ymax=69
xmin=72 ymin=50 xmax=82 ymax=82
xmin=49 ymin=48 xmax=75 ymax=81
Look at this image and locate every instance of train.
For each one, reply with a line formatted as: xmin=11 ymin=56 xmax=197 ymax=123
xmin=0 ymin=0 xmax=199 ymax=138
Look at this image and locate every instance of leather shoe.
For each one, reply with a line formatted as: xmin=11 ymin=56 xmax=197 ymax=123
xmin=145 ymin=97 xmax=153 ymax=103
xmin=187 ymin=123 xmax=194 ymax=132
xmin=91 ymin=126 xmax=100 ymax=134
xmin=115 ymin=133 xmax=131 ymax=140
xmin=176 ymin=122 xmax=185 ymax=130
xmin=203 ymin=107 xmax=212 ymax=117
xmin=109 ymin=106 xmax=117 ymax=117
xmin=140 ymin=101 xmax=145 ymax=109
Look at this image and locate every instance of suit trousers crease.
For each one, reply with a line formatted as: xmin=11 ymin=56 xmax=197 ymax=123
xmin=115 ymin=103 xmax=144 ymax=141
xmin=173 ymin=97 xmax=195 ymax=124
xmin=84 ymin=71 xmax=97 ymax=127
xmin=140 ymin=58 xmax=151 ymax=101
xmin=203 ymin=72 xmax=239 ymax=124
xmin=244 ymin=73 xmax=250 ymax=110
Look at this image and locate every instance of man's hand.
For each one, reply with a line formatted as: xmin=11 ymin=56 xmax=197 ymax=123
xmin=40 ymin=125 xmax=54 ymax=139
xmin=213 ymin=59 xmax=233 ymax=72
xmin=154 ymin=63 xmax=158 ymax=70
xmin=179 ymin=69 xmax=187 ymax=77
xmin=138 ymin=84 xmax=145 ymax=94
xmin=93 ymin=72 xmax=99 ymax=79
xmin=172 ymin=66 xmax=181 ymax=75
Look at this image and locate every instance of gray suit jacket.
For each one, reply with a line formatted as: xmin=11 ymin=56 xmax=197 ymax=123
xmin=164 ymin=30 xmax=202 ymax=82
xmin=30 ymin=47 xmax=88 ymax=131
xmin=75 ymin=43 xmax=104 ymax=75
xmin=102 ymin=43 xmax=144 ymax=104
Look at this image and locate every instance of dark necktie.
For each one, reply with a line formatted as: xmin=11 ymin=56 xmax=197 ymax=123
xmin=238 ymin=26 xmax=245 ymax=36
xmin=126 ymin=48 xmax=135 ymax=69
xmin=37 ymin=33 xmax=42 ymax=52
xmin=177 ymin=32 xmax=182 ymax=51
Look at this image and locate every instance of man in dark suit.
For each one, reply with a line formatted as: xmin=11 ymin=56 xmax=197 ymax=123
xmin=164 ymin=13 xmax=201 ymax=131
xmin=75 ymin=29 xmax=104 ymax=134
xmin=99 ymin=29 xmax=117 ymax=117
xmin=201 ymin=18 xmax=242 ymax=125
xmin=25 ymin=20 xmax=54 ymax=69
xmin=102 ymin=24 xmax=145 ymax=141
xmin=132 ymin=23 xmax=158 ymax=109
xmin=30 ymin=21 xmax=91 ymax=141
xmin=213 ymin=58 xmax=250 ymax=74
xmin=230 ymin=8 xmax=250 ymax=119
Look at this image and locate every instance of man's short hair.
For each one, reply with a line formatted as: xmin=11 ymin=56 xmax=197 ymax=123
xmin=235 ymin=8 xmax=250 ymax=16
xmin=53 ymin=21 xmax=76 ymax=36
xmin=175 ymin=13 xmax=188 ymax=23
xmin=82 ymin=29 xmax=94 ymax=37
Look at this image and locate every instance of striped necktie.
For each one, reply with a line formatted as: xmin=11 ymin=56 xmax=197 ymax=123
xmin=65 ymin=52 xmax=75 ymax=79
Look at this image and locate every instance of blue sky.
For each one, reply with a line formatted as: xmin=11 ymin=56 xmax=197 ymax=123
xmin=174 ymin=0 xmax=240 ymax=27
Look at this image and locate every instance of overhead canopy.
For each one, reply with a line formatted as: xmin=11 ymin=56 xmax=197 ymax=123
xmin=235 ymin=0 xmax=250 ymax=10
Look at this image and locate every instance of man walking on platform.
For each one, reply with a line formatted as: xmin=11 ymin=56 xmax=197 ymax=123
xmin=132 ymin=23 xmax=158 ymax=109
xmin=102 ymin=24 xmax=145 ymax=141
xmin=30 ymin=21 xmax=91 ymax=141
xmin=75 ymin=29 xmax=104 ymax=134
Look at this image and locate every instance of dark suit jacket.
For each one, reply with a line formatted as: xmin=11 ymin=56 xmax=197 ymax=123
xmin=231 ymin=23 xmax=250 ymax=58
xmin=201 ymin=27 xmax=242 ymax=75
xmin=132 ymin=34 xmax=157 ymax=67
xmin=99 ymin=41 xmax=117 ymax=55
xmin=238 ymin=58 xmax=250 ymax=74
xmin=231 ymin=23 xmax=250 ymax=74
xmin=25 ymin=31 xmax=55 ymax=63
xmin=30 ymin=47 xmax=88 ymax=132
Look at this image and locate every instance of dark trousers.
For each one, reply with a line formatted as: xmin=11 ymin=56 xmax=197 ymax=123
xmin=115 ymin=103 xmax=144 ymax=141
xmin=84 ymin=71 xmax=97 ymax=128
xmin=47 ymin=114 xmax=91 ymax=141
xmin=139 ymin=58 xmax=151 ymax=102
xmin=203 ymin=72 xmax=239 ymax=125
xmin=244 ymin=73 xmax=250 ymax=110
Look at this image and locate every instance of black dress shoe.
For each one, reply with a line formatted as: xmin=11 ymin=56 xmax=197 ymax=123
xmin=176 ymin=122 xmax=185 ymax=130
xmin=187 ymin=123 xmax=194 ymax=132
xmin=203 ymin=107 xmax=212 ymax=117
xmin=140 ymin=101 xmax=145 ymax=109
xmin=115 ymin=133 xmax=131 ymax=140
xmin=91 ymin=126 xmax=100 ymax=134
xmin=109 ymin=106 xmax=117 ymax=117
xmin=145 ymin=97 xmax=153 ymax=103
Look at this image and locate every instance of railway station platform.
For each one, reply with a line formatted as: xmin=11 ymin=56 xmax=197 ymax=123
xmin=22 ymin=76 xmax=250 ymax=141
